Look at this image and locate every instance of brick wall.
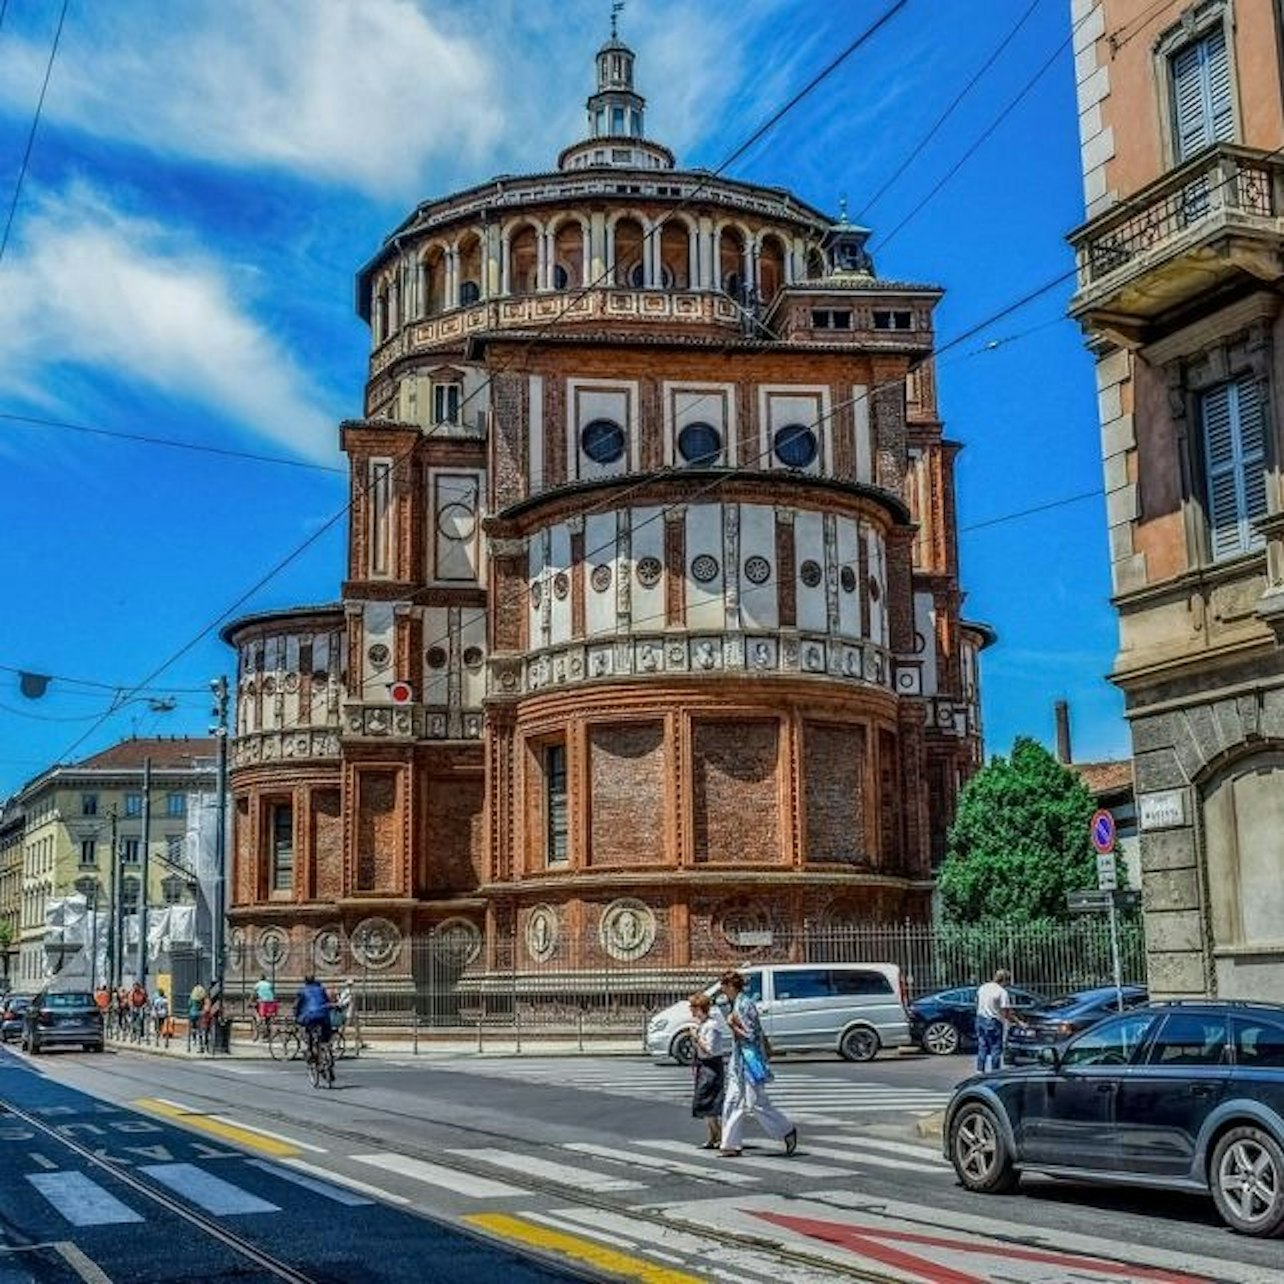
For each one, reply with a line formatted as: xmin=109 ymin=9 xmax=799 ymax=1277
xmin=587 ymin=722 xmax=666 ymax=866
xmin=691 ymin=720 xmax=780 ymax=863
xmin=312 ymin=789 xmax=343 ymax=900
xmin=355 ymin=772 xmax=398 ymax=892
xmin=803 ymin=722 xmax=865 ymax=863
xmin=421 ymin=774 xmax=485 ymax=894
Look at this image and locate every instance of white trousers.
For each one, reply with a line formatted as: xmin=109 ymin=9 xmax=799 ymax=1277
xmin=721 ymin=1072 xmax=793 ymax=1150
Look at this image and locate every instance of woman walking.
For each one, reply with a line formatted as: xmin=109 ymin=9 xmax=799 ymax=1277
xmin=718 ymin=970 xmax=797 ymax=1159
xmin=688 ymin=993 xmax=728 ymax=1149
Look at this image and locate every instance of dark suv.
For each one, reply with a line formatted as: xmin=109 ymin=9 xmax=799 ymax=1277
xmin=21 ymin=990 xmax=103 ymax=1054
xmin=945 ymin=1000 xmax=1284 ymax=1236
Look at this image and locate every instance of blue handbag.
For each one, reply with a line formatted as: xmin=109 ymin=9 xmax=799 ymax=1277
xmin=741 ymin=1043 xmax=769 ymax=1084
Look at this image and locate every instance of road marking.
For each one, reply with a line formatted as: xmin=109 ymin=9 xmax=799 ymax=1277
xmin=279 ymin=1158 xmax=409 ymax=1205
xmin=351 ymin=1152 xmax=526 ymax=1199
xmin=467 ymin=1212 xmax=705 ymax=1284
xmin=634 ymin=1138 xmax=847 ymax=1180
xmin=28 ymin=1153 xmax=58 ymax=1170
xmin=53 ymin=1241 xmax=114 ymax=1284
xmin=799 ymin=1143 xmax=944 ymax=1174
xmin=449 ymin=1147 xmax=646 ymax=1192
xmin=246 ymin=1159 xmax=372 ymax=1206
xmin=26 ymin=1173 xmax=143 ymax=1226
xmin=132 ymin=1099 xmax=298 ymax=1157
xmin=208 ymin=1117 xmax=326 ymax=1153
xmin=523 ymin=1209 xmax=642 ymax=1251
xmin=138 ymin=1163 xmax=279 ymax=1215
xmin=814 ymin=1135 xmax=945 ymax=1163
xmin=562 ymin=1142 xmax=759 ymax=1186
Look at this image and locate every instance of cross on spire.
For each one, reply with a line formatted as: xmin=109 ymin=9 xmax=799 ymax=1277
xmin=611 ymin=1 xmax=625 ymax=39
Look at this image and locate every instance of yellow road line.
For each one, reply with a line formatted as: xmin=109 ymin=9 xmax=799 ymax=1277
xmin=132 ymin=1098 xmax=298 ymax=1157
xmin=466 ymin=1213 xmax=703 ymax=1284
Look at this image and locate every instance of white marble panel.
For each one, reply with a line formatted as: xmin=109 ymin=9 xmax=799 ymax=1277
xmin=460 ymin=609 xmax=487 ymax=707
xmin=309 ymin=634 xmax=331 ymax=722
xmin=630 ymin=506 xmax=664 ymax=633
xmin=837 ymin=517 xmax=860 ymax=639
xmin=739 ymin=503 xmax=777 ymax=630
xmin=914 ymin=591 xmax=938 ymax=696
xmin=666 ymin=383 xmax=735 ymax=466
xmin=685 ymin=503 xmax=724 ymax=631
xmin=528 ymin=536 xmax=545 ymax=647
xmin=795 ymin=510 xmax=827 ymax=633
xmin=549 ymin=523 xmax=572 ymax=644
xmin=853 ymin=386 xmax=871 ymax=483
xmin=432 ymin=471 xmax=481 ymax=582
xmin=569 ymin=380 xmax=636 ymax=482
xmin=585 ymin=512 xmax=617 ymax=636
xmin=423 ymin=607 xmax=450 ymax=704
xmin=282 ymin=636 xmax=300 ymax=729
xmin=361 ymin=602 xmax=395 ymax=701
xmin=868 ymin=531 xmax=887 ymax=648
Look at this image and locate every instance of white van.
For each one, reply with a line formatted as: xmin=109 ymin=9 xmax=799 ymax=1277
xmin=646 ymin=962 xmax=911 ymax=1064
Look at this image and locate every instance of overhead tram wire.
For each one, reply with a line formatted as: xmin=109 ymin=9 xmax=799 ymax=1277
xmin=0 ymin=0 xmax=68 ymax=268
xmin=48 ymin=3 xmax=917 ymax=761
xmin=856 ymin=0 xmax=1044 ymax=222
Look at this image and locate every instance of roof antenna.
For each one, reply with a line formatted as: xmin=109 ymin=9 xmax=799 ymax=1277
xmin=611 ymin=0 xmax=625 ymax=39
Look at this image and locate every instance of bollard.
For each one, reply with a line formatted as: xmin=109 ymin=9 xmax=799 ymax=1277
xmin=578 ymin=1008 xmax=585 ymax=1053
xmin=514 ymin=1005 xmax=521 ymax=1055
xmin=412 ymin=1012 xmax=418 ymax=1057
xmin=476 ymin=1013 xmax=483 ymax=1054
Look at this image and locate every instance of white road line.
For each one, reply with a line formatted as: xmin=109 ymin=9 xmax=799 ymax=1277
xmin=795 ymin=1143 xmax=947 ymax=1175
xmin=209 ymin=1117 xmax=327 ymax=1153
xmin=562 ymin=1142 xmax=759 ymax=1186
xmin=448 ymin=1148 xmax=646 ymax=1192
xmin=522 ymin=1210 xmax=641 ymax=1251
xmin=351 ymin=1152 xmax=525 ymax=1199
xmin=246 ymin=1159 xmax=371 ymax=1206
xmin=26 ymin=1173 xmax=143 ymax=1226
xmin=812 ymin=1135 xmax=945 ymax=1163
xmin=138 ymin=1163 xmax=279 ymax=1215
xmin=53 ymin=1240 xmax=114 ymax=1284
xmin=634 ymin=1138 xmax=847 ymax=1179
xmin=279 ymin=1158 xmax=409 ymax=1205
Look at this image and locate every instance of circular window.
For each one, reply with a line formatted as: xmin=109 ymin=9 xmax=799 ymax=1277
xmin=636 ymin=556 xmax=663 ymax=589
xmin=677 ymin=422 xmax=722 ymax=466
xmin=691 ymin=554 xmax=720 ymax=583
xmin=840 ymin=566 xmax=857 ymax=594
xmin=774 ymin=423 xmax=818 ymax=469
xmin=590 ymin=564 xmax=612 ymax=593
xmin=463 ymin=646 xmax=484 ymax=668
xmin=581 ymin=418 xmax=626 ymax=465
xmin=744 ymin=556 xmax=771 ymax=586
xmin=800 ymin=560 xmax=822 ymax=588
xmin=437 ymin=502 xmax=475 ymax=541
xmin=426 ymin=647 xmax=447 ymax=669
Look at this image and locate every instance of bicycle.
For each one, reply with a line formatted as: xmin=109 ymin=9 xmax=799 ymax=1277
xmin=268 ymin=1018 xmax=301 ymax=1062
xmin=303 ymin=1023 xmax=335 ymax=1089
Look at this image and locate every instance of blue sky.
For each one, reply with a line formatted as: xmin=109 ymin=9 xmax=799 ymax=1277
xmin=0 ymin=0 xmax=1126 ymax=795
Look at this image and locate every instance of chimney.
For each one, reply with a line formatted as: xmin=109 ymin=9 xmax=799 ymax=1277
xmin=1054 ymin=700 xmax=1072 ymax=764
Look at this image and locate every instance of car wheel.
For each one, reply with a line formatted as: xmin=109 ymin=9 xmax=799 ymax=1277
xmin=1211 ymin=1125 xmax=1284 ymax=1237
xmin=949 ymin=1100 xmax=1017 ymax=1194
xmin=922 ymin=1020 xmax=961 ymax=1056
xmin=670 ymin=1030 xmax=695 ymax=1066
xmin=839 ymin=1026 xmax=880 ymax=1062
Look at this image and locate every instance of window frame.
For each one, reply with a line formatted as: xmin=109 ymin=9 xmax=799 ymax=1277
xmin=268 ymin=800 xmax=294 ymax=895
xmin=124 ymin=793 xmax=143 ymax=817
xmin=543 ymin=742 xmax=569 ymax=868
xmin=165 ymin=793 xmax=186 ymax=818
xmin=1154 ymin=3 xmax=1238 ymax=168
xmin=1198 ymin=373 xmax=1269 ymax=562
xmin=432 ymin=380 xmax=462 ymax=426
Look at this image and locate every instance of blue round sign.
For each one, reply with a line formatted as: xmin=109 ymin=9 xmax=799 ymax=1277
xmin=1090 ymin=809 xmax=1116 ymax=854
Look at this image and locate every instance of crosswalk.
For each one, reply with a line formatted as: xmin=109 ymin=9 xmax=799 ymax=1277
xmin=430 ymin=1056 xmax=951 ymax=1124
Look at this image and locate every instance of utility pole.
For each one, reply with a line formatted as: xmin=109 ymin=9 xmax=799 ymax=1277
xmin=136 ymin=757 xmax=151 ymax=989
xmin=108 ymin=806 xmax=121 ymax=990
xmin=211 ymin=677 xmax=229 ymax=992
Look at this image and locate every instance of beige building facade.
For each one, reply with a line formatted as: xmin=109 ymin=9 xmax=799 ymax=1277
xmin=1069 ymin=0 xmax=1284 ymax=996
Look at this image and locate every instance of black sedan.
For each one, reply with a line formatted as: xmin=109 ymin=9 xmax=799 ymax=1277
xmin=909 ymin=985 xmax=1045 ymax=1055
xmin=1 ymin=993 xmax=34 ymax=1043
xmin=1004 ymin=984 xmax=1148 ymax=1064
xmin=945 ymin=1000 xmax=1284 ymax=1236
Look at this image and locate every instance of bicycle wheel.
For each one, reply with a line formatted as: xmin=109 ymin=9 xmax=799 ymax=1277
xmin=308 ymin=1048 xmax=321 ymax=1089
xmin=333 ymin=1029 xmax=347 ymax=1060
xmin=280 ymin=1029 xmax=302 ymax=1062
xmin=324 ymin=1044 xmax=335 ymax=1087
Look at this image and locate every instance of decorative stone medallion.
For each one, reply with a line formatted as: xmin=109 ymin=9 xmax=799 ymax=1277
xmin=283 ymin=672 xmax=300 ymax=693
xmin=840 ymin=566 xmax=857 ymax=593
xmin=691 ymin=554 xmax=719 ymax=583
xmin=589 ymin=564 xmax=612 ymax=593
xmin=229 ymin=927 xmax=246 ymax=969
xmin=463 ymin=646 xmax=484 ymax=668
xmin=553 ymin=572 xmax=570 ymax=600
xmin=256 ymin=926 xmax=289 ymax=973
xmin=868 ymin=577 xmax=881 ymax=602
xmin=635 ymin=556 xmax=662 ymax=588
xmin=526 ymin=905 xmax=559 ymax=963
xmin=367 ymin=643 xmax=391 ymax=668
xmin=799 ymin=559 xmax=823 ymax=588
xmin=433 ymin=918 xmax=482 ymax=966
xmin=426 ymin=646 xmax=448 ymax=669
xmin=743 ymin=556 xmax=771 ymax=585
xmin=314 ymin=927 xmax=342 ymax=969
xmin=530 ymin=581 xmax=542 ymax=607
xmin=719 ymin=900 xmax=774 ymax=950
xmin=352 ymin=917 xmax=403 ymax=970
xmin=599 ymin=898 xmax=656 ymax=962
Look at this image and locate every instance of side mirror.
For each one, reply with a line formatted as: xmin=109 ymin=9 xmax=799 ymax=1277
xmin=1037 ymin=1045 xmax=1061 ymax=1071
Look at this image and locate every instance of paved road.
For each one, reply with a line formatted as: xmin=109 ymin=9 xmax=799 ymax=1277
xmin=5 ymin=1042 xmax=1284 ymax=1283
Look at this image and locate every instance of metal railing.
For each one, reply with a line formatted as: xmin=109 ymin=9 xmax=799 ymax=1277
xmin=1073 ymin=144 xmax=1280 ymax=288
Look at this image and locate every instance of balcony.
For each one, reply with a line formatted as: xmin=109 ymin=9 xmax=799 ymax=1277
xmin=1069 ymin=145 xmax=1284 ymax=345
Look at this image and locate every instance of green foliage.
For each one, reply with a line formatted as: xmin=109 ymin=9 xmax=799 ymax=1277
xmin=937 ymin=737 xmax=1104 ymax=924
xmin=0 ymin=921 xmax=11 ymax=950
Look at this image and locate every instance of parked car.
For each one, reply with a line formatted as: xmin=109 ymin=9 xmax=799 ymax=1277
xmin=908 ymin=985 xmax=1046 ymax=1055
xmin=646 ymin=962 xmax=911 ymax=1065
xmin=21 ymin=989 xmax=104 ymax=1054
xmin=945 ymin=1000 xmax=1284 ymax=1236
xmin=1004 ymin=985 xmax=1149 ymax=1064
xmin=1 ymin=993 xmax=34 ymax=1043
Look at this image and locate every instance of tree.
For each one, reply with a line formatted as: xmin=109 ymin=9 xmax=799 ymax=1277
xmin=937 ymin=737 xmax=1103 ymax=924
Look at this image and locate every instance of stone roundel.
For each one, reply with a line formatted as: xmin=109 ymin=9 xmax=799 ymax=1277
xmin=840 ymin=566 xmax=857 ymax=593
xmin=718 ymin=899 xmax=774 ymax=950
xmin=553 ymin=572 xmax=570 ymax=600
xmin=691 ymin=554 xmax=719 ymax=583
xmin=635 ymin=556 xmax=663 ymax=589
xmin=256 ymin=926 xmax=290 ymax=972
xmin=352 ymin=917 xmax=403 ymax=970
xmin=599 ymin=898 xmax=656 ymax=962
xmin=367 ymin=643 xmax=391 ymax=668
xmin=526 ymin=905 xmax=559 ymax=962
xmin=313 ymin=927 xmax=343 ymax=970
xmin=229 ymin=927 xmax=247 ymax=969
xmin=799 ymin=559 xmax=823 ymax=588
xmin=589 ymin=564 xmax=612 ymax=593
xmin=743 ymin=556 xmax=771 ymax=586
xmin=432 ymin=918 xmax=482 ymax=966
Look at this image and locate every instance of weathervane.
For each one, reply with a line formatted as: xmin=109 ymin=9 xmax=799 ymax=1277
xmin=611 ymin=0 xmax=625 ymax=39
xmin=838 ymin=192 xmax=849 ymax=226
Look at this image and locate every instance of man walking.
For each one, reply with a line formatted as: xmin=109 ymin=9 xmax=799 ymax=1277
xmin=974 ymin=968 xmax=1021 ymax=1073
xmin=718 ymin=970 xmax=797 ymax=1158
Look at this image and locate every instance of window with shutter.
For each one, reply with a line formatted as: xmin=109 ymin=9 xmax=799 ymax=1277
xmin=1171 ymin=26 xmax=1235 ymax=163
xmin=1202 ymin=376 xmax=1268 ymax=561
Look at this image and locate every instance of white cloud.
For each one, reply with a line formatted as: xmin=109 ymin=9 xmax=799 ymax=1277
xmin=0 ymin=183 xmax=337 ymax=462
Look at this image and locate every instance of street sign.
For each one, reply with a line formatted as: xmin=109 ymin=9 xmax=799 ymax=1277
xmin=1067 ymin=890 xmax=1114 ymax=913
xmin=1096 ymin=852 xmax=1118 ymax=891
xmin=1090 ymin=809 xmax=1116 ymax=854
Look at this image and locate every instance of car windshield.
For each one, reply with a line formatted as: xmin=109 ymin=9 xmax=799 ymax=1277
xmin=44 ymin=993 xmax=94 ymax=1008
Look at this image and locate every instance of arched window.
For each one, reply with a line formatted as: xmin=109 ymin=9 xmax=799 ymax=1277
xmin=660 ymin=221 xmax=691 ymax=290
xmin=457 ymin=233 xmax=483 ymax=306
xmin=719 ymin=226 xmax=746 ymax=297
xmin=553 ymin=219 xmax=584 ymax=290
xmin=759 ymin=235 xmax=787 ymax=305
xmin=508 ymin=225 xmax=539 ymax=295
xmin=422 ymin=245 xmax=446 ymax=316
xmin=459 ymin=280 xmax=480 ymax=306
xmin=613 ymin=217 xmax=646 ymax=287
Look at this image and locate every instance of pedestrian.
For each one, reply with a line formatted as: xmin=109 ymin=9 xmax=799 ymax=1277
xmin=974 ymin=968 xmax=1023 ymax=1073
xmin=688 ymin=993 xmax=729 ymax=1150
xmin=152 ymin=989 xmax=171 ymax=1047
xmin=129 ymin=980 xmax=149 ymax=1042
xmin=718 ymin=970 xmax=797 ymax=1159
xmin=187 ymin=981 xmax=207 ymax=1052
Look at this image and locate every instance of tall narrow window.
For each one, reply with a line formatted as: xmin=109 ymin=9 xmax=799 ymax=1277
xmin=81 ymin=794 xmax=98 ymax=816
xmin=432 ymin=382 xmax=461 ymax=425
xmin=121 ymin=838 xmax=140 ymax=864
xmin=165 ymin=793 xmax=186 ymax=818
xmin=369 ymin=458 xmax=393 ymax=577
xmin=1203 ymin=376 xmax=1268 ymax=561
xmin=545 ymin=744 xmax=569 ymax=866
xmin=124 ymin=793 xmax=143 ymax=817
xmin=270 ymin=803 xmax=294 ymax=893
xmin=79 ymin=840 xmax=96 ymax=867
xmin=1171 ymin=26 xmax=1234 ymax=162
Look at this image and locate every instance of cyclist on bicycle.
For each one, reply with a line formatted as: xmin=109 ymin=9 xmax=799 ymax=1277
xmin=294 ymin=975 xmax=332 ymax=1057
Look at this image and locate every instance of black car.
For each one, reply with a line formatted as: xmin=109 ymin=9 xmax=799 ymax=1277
xmin=945 ymin=1000 xmax=1284 ymax=1236
xmin=909 ymin=985 xmax=1045 ymax=1055
xmin=1004 ymin=984 xmax=1149 ymax=1064
xmin=1 ymin=993 xmax=34 ymax=1043
xmin=21 ymin=990 xmax=104 ymax=1054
